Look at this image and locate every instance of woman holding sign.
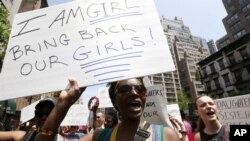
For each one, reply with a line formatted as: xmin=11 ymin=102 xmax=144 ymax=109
xmin=194 ymin=95 xmax=230 ymax=141
xmin=34 ymin=78 xmax=184 ymax=141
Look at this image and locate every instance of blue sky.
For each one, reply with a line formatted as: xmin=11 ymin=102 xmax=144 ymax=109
xmin=47 ymin=0 xmax=227 ymax=103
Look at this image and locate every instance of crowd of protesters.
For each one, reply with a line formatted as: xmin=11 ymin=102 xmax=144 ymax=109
xmin=0 ymin=78 xmax=230 ymax=141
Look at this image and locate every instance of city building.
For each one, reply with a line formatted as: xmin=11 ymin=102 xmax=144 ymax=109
xmin=198 ymin=0 xmax=250 ymax=98
xmin=198 ymin=33 xmax=250 ymax=98
xmin=151 ymin=17 xmax=210 ymax=103
xmin=207 ymin=40 xmax=218 ymax=54
xmin=217 ymin=0 xmax=250 ymax=49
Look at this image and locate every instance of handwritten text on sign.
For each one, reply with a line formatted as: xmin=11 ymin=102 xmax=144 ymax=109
xmin=214 ymin=94 xmax=250 ymax=125
xmin=0 ymin=0 xmax=175 ymax=101
xmin=142 ymin=84 xmax=169 ymax=126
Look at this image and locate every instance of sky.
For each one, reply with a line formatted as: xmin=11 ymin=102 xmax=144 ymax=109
xmin=47 ymin=0 xmax=227 ymax=103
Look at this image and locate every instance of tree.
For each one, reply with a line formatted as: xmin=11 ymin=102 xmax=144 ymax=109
xmin=0 ymin=3 xmax=11 ymax=71
xmin=177 ymin=89 xmax=190 ymax=110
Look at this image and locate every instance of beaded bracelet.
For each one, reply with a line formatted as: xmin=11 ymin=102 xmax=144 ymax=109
xmin=37 ymin=128 xmax=56 ymax=136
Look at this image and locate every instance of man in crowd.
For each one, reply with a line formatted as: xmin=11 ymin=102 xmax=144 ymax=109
xmin=0 ymin=98 xmax=56 ymax=141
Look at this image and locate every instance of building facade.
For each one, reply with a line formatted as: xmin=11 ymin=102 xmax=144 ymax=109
xmin=217 ymin=0 xmax=250 ymax=49
xmin=207 ymin=40 xmax=218 ymax=54
xmin=198 ymin=33 xmax=250 ymax=98
xmin=157 ymin=17 xmax=210 ymax=102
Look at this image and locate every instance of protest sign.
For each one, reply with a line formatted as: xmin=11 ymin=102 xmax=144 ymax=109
xmin=97 ymin=87 xmax=113 ymax=108
xmin=0 ymin=0 xmax=175 ymax=101
xmin=141 ymin=84 xmax=169 ymax=126
xmin=61 ymin=104 xmax=89 ymax=126
xmin=214 ymin=94 xmax=250 ymax=125
xmin=20 ymin=100 xmax=40 ymax=123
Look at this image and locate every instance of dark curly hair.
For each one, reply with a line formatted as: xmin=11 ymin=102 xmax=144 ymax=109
xmin=108 ymin=78 xmax=144 ymax=112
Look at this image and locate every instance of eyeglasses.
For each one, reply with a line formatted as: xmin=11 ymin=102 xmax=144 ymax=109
xmin=35 ymin=111 xmax=51 ymax=118
xmin=116 ymin=84 xmax=146 ymax=95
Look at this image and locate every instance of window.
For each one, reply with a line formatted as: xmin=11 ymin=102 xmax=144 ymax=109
xmin=226 ymin=0 xmax=232 ymax=5
xmin=230 ymin=21 xmax=241 ymax=32
xmin=242 ymin=3 xmax=250 ymax=13
xmin=227 ymin=14 xmax=239 ymax=24
xmin=233 ymin=30 xmax=246 ymax=39
xmin=201 ymin=68 xmax=207 ymax=77
xmin=209 ymin=63 xmax=216 ymax=73
xmin=214 ymin=78 xmax=221 ymax=89
xmin=227 ymin=53 xmax=236 ymax=65
xmin=222 ymin=74 xmax=231 ymax=86
xmin=229 ymin=5 xmax=235 ymax=12
xmin=246 ymin=66 xmax=250 ymax=74
xmin=234 ymin=70 xmax=242 ymax=82
xmin=239 ymin=47 xmax=249 ymax=59
xmin=246 ymin=15 xmax=250 ymax=21
xmin=238 ymin=0 xmax=246 ymax=5
xmin=218 ymin=59 xmax=225 ymax=70
xmin=205 ymin=82 xmax=211 ymax=91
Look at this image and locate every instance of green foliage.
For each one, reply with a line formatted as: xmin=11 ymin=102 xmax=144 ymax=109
xmin=0 ymin=3 xmax=11 ymax=71
xmin=177 ymin=89 xmax=190 ymax=110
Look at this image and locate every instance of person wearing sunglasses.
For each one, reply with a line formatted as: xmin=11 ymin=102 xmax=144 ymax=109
xmin=33 ymin=78 xmax=181 ymax=141
xmin=80 ymin=78 xmax=181 ymax=141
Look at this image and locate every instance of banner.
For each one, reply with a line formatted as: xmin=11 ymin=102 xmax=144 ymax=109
xmin=214 ymin=94 xmax=250 ymax=125
xmin=0 ymin=0 xmax=175 ymax=101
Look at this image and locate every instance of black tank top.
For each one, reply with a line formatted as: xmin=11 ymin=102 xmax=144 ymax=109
xmin=200 ymin=125 xmax=227 ymax=141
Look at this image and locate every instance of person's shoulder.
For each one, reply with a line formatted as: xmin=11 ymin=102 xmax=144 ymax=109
xmin=195 ymin=132 xmax=201 ymax=141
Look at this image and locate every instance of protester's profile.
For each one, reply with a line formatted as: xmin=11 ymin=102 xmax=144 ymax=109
xmin=194 ymin=95 xmax=230 ymax=141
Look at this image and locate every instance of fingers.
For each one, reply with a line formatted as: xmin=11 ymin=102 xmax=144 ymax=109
xmin=68 ymin=78 xmax=86 ymax=94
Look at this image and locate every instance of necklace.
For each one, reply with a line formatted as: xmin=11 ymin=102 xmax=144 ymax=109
xmin=110 ymin=124 xmax=119 ymax=141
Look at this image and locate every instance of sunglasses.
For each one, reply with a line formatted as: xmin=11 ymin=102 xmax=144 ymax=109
xmin=116 ymin=84 xmax=146 ymax=95
xmin=35 ymin=111 xmax=51 ymax=118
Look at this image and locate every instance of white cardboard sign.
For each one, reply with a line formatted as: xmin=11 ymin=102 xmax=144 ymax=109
xmin=141 ymin=84 xmax=169 ymax=126
xmin=97 ymin=87 xmax=113 ymax=108
xmin=214 ymin=94 xmax=250 ymax=125
xmin=0 ymin=0 xmax=175 ymax=101
xmin=20 ymin=100 xmax=40 ymax=123
xmin=61 ymin=104 xmax=89 ymax=126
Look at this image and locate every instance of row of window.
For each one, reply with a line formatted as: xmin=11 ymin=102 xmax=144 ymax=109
xmin=201 ymin=47 xmax=249 ymax=75
xmin=233 ymin=29 xmax=246 ymax=39
xmin=242 ymin=3 xmax=250 ymax=13
xmin=226 ymin=0 xmax=246 ymax=6
xmin=227 ymin=13 xmax=239 ymax=24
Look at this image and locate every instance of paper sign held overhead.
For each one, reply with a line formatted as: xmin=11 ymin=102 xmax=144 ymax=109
xmin=0 ymin=0 xmax=175 ymax=101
